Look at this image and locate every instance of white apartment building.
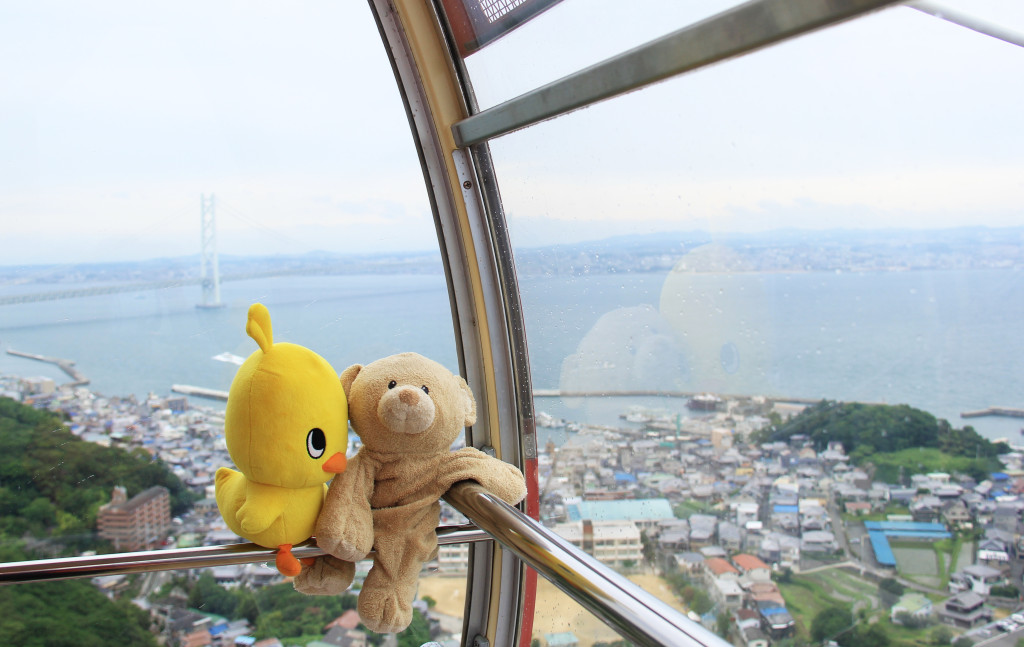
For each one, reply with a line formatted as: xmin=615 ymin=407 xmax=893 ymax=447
xmin=552 ymin=520 xmax=643 ymax=568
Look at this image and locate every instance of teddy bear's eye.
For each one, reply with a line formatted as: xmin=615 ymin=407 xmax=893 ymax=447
xmin=421 ymin=385 xmax=429 ymax=395
xmin=388 ymin=380 xmax=397 ymax=389
xmin=306 ymin=428 xmax=326 ymax=459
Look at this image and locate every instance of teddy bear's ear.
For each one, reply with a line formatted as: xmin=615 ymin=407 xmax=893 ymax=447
xmin=456 ymin=376 xmax=477 ymax=427
xmin=340 ymin=364 xmax=362 ymax=398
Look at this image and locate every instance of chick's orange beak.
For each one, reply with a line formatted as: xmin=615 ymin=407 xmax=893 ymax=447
xmin=322 ymin=452 xmax=347 ymax=474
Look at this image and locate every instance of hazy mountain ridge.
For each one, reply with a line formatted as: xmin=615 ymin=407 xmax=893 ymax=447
xmin=3 ymin=227 xmax=1023 ymax=284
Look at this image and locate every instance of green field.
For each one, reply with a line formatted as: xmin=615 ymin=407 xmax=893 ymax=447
xmin=779 ymin=568 xmax=881 ymax=641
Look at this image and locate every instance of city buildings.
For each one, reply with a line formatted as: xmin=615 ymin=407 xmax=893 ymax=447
xmin=97 ymin=485 xmax=171 ymax=552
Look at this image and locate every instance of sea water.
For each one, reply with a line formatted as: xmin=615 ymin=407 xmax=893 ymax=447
xmin=1 ymin=268 xmax=1022 ymax=443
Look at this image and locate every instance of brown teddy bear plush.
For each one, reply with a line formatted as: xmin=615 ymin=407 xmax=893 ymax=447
xmin=294 ymin=352 xmax=527 ymax=634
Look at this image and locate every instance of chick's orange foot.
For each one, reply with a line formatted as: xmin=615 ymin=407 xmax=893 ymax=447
xmin=276 ymin=544 xmax=302 ymax=577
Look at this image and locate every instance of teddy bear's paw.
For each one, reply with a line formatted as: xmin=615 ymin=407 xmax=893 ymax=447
xmin=317 ymin=534 xmax=370 ymax=563
xmin=293 ymin=556 xmax=356 ymax=596
xmin=358 ymin=589 xmax=413 ymax=634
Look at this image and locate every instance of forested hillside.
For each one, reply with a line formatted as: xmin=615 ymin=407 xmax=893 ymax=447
xmin=0 ymin=576 xmax=157 ymax=647
xmin=755 ymin=400 xmax=1008 ymax=481
xmin=0 ymin=397 xmax=196 ymax=552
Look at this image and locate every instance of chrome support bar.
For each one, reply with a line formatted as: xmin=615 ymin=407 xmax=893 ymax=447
xmin=451 ymin=0 xmax=901 ymax=147
xmin=444 ymin=482 xmax=731 ymax=647
xmin=910 ymin=1 xmax=1024 ymax=49
xmin=0 ymin=526 xmax=489 ymax=585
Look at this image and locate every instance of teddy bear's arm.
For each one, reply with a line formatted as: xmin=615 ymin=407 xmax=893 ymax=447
xmin=444 ymin=447 xmax=527 ymax=505
xmin=315 ymin=452 xmax=377 ymax=562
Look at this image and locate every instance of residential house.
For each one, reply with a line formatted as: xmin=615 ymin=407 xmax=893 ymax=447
xmin=732 ymin=554 xmax=771 ymax=584
xmin=942 ymin=500 xmax=971 ymax=528
xmin=703 ymin=557 xmax=739 ymax=585
xmin=719 ymin=521 xmax=742 ymax=553
xmin=733 ymin=500 xmax=760 ymax=525
xmin=325 ymin=610 xmax=362 ymax=632
xmin=733 ymin=609 xmax=770 ymax=647
xmin=671 ymin=552 xmax=705 ymax=575
xmin=891 ymin=593 xmax=933 ymax=624
xmin=710 ymin=577 xmax=745 ymax=610
xmin=800 ymin=530 xmax=837 ymax=555
xmin=951 ymin=564 xmax=1007 ymax=596
xmin=910 ymin=496 xmax=943 ymax=523
xmin=689 ymin=515 xmax=717 ymax=549
xmin=744 ymin=581 xmax=785 ymax=607
xmin=756 ymin=601 xmax=796 ymax=639
xmin=319 ymin=626 xmax=367 ymax=647
xmin=977 ymin=535 xmax=1011 ymax=566
xmin=938 ymin=592 xmax=993 ymax=628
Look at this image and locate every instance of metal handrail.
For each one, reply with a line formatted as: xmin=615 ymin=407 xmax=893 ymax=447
xmin=444 ymin=481 xmax=731 ymax=647
xmin=2 ymin=484 xmax=731 ymax=647
xmin=0 ymin=525 xmax=489 ymax=585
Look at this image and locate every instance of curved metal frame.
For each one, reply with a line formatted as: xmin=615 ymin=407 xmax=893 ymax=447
xmin=367 ymin=2 xmax=534 ymax=645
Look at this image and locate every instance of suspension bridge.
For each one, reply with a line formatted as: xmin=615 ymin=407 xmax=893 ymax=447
xmin=1 ymin=195 xmax=226 ymax=308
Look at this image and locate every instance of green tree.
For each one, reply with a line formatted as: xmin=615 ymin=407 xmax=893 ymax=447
xmin=396 ymin=610 xmax=431 ymax=647
xmin=811 ymin=605 xmax=852 ymax=643
xmin=22 ymin=497 xmax=57 ymax=529
xmin=690 ymin=589 xmax=713 ymax=615
xmin=715 ymin=612 xmax=731 ymax=638
xmin=930 ymin=625 xmax=953 ymax=645
xmin=845 ymin=623 xmax=891 ymax=647
xmin=878 ymin=578 xmax=904 ymax=596
xmin=0 ymin=578 xmax=158 ymax=647
xmin=641 ymin=530 xmax=656 ymax=564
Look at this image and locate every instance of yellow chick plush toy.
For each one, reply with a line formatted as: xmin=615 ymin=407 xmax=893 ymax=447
xmin=215 ymin=303 xmax=348 ymax=576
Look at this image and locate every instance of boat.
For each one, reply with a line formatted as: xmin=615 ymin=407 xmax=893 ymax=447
xmin=687 ymin=393 xmax=722 ymax=411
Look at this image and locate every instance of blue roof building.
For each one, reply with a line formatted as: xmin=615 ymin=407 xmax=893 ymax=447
xmin=865 ymin=521 xmax=951 ymax=567
xmin=566 ymin=499 xmax=675 ymax=527
xmin=545 ymin=632 xmax=579 ymax=647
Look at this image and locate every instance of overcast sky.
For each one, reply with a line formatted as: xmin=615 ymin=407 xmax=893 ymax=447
xmin=2 ymin=0 xmax=1023 ymax=264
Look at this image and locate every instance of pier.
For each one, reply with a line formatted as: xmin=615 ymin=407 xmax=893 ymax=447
xmin=532 ymin=389 xmax=820 ymax=405
xmin=171 ymin=384 xmax=229 ymax=401
xmin=961 ymin=407 xmax=1024 ymax=419
xmin=6 ymin=349 xmax=89 ymax=386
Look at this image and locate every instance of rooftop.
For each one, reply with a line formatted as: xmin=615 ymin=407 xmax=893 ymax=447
xmin=566 ymin=498 xmax=674 ymax=523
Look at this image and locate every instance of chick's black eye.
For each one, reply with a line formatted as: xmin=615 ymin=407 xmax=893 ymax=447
xmin=306 ymin=428 xmax=326 ymax=459
xmin=421 ymin=385 xmax=429 ymax=394
xmin=388 ymin=380 xmax=397 ymax=389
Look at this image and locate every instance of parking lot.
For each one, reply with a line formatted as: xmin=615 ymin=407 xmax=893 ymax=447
xmin=967 ymin=613 xmax=1024 ymax=647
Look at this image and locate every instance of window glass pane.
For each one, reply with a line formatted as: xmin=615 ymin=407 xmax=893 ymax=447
xmin=0 ymin=2 xmax=462 ymax=645
xmin=482 ymin=4 xmax=1024 ymax=646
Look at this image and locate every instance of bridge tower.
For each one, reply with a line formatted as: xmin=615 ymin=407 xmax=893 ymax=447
xmin=198 ymin=194 xmax=224 ymax=309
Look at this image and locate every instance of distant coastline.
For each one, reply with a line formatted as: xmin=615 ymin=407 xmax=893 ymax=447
xmin=1 ymin=225 xmax=1022 ymax=284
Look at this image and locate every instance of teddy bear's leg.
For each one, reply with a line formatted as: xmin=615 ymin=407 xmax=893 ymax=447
xmin=293 ymin=556 xmax=356 ymax=596
xmin=358 ymin=503 xmax=439 ymax=634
